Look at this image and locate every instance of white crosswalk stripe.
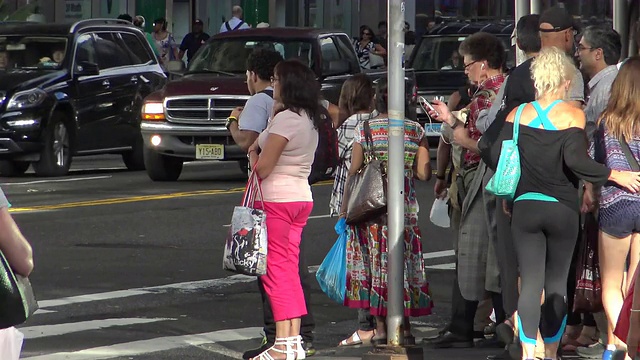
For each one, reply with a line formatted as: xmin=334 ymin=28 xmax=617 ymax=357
xmin=19 ymin=250 xmax=455 ymax=359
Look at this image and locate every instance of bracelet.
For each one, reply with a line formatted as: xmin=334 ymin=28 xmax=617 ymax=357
xmin=436 ymin=174 xmax=446 ymax=180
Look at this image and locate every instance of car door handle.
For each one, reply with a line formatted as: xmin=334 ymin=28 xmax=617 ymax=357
xmin=130 ymin=76 xmax=138 ymax=84
xmin=102 ymin=80 xmax=110 ymax=87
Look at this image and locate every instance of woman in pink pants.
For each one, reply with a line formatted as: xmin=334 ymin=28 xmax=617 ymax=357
xmin=247 ymin=59 xmax=321 ymax=360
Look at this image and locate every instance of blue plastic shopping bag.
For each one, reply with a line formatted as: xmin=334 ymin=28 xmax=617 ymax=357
xmin=316 ymin=217 xmax=348 ymax=304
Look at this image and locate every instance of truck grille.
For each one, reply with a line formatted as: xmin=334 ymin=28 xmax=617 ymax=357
xmin=165 ymin=96 xmax=250 ymax=125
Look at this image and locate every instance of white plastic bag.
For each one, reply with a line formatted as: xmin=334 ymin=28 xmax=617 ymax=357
xmin=0 ymin=327 xmax=24 ymax=360
xmin=430 ymin=195 xmax=450 ymax=228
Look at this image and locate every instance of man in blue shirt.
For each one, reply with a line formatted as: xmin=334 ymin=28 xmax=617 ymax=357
xmin=178 ymin=19 xmax=210 ymax=65
xmin=220 ymin=6 xmax=250 ymax=33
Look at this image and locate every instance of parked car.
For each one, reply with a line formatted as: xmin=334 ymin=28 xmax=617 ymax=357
xmin=140 ymin=27 xmax=417 ymax=181
xmin=0 ymin=19 xmax=166 ymax=177
xmin=407 ymin=21 xmax=515 ymax=151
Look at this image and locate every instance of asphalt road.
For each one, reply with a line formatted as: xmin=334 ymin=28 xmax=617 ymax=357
xmin=2 ymin=155 xmax=511 ymax=360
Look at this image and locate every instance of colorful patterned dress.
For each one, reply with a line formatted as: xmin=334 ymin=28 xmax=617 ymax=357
xmin=344 ymin=118 xmax=433 ymax=317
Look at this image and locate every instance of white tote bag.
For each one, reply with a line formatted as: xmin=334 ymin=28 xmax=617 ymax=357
xmin=222 ymin=172 xmax=268 ymax=276
xmin=0 ymin=327 xmax=24 ymax=360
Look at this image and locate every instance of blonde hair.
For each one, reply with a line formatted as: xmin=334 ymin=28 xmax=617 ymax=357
xmin=599 ymin=57 xmax=640 ymax=140
xmin=530 ymin=46 xmax=576 ymax=98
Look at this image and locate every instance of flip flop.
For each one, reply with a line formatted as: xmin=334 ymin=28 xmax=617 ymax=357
xmin=338 ymin=330 xmax=373 ymax=347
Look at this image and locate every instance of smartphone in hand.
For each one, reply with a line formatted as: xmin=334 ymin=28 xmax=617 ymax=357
xmin=418 ymin=96 xmax=439 ymax=117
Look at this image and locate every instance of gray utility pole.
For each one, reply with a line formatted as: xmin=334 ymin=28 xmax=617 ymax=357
xmin=385 ymin=0 xmax=406 ymax=348
xmin=514 ymin=0 xmax=530 ymax=65
xmin=362 ymin=2 xmax=422 ymax=360
xmin=530 ymin=0 xmax=542 ymax=15
xmin=613 ymin=0 xmax=629 ymax=59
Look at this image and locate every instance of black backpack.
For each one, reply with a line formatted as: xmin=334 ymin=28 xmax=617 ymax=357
xmin=308 ymin=105 xmax=339 ymax=185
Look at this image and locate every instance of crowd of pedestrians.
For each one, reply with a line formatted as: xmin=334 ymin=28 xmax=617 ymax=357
xmin=222 ymin=4 xmax=640 ymax=360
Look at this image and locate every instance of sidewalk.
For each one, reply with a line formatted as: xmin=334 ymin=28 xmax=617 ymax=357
xmin=311 ymin=325 xmax=505 ymax=360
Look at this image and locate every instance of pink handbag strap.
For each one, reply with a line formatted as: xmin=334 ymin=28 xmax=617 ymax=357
xmin=241 ymin=167 xmax=265 ymax=209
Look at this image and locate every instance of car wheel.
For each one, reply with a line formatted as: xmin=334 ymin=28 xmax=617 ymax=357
xmin=0 ymin=161 xmax=30 ymax=176
xmin=122 ymin=134 xmax=145 ymax=171
xmin=143 ymin=147 xmax=183 ymax=181
xmin=33 ymin=113 xmax=72 ymax=177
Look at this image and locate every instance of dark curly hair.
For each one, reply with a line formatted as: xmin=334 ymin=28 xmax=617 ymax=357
xmin=274 ymin=59 xmax=322 ymax=129
xmin=246 ymin=48 xmax=283 ymax=82
xmin=458 ymin=32 xmax=506 ymax=70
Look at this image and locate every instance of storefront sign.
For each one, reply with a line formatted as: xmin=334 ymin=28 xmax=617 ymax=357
xmin=64 ymin=0 xmax=91 ymax=21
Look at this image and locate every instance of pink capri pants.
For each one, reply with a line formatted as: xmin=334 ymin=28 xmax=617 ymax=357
xmin=257 ymin=200 xmax=313 ymax=322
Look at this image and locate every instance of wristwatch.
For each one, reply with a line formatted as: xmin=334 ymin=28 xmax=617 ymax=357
xmin=225 ymin=116 xmax=238 ymax=130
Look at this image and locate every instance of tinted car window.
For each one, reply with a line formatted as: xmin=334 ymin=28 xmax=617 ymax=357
xmin=335 ymin=35 xmax=359 ymax=71
xmin=412 ymin=35 xmax=514 ymax=71
xmin=188 ymin=39 xmax=314 ymax=74
xmin=94 ymin=32 xmax=131 ymax=69
xmin=119 ymin=32 xmax=153 ymax=65
xmin=0 ymin=36 xmax=68 ymax=70
xmin=319 ymin=37 xmax=340 ymax=62
xmin=75 ymin=33 xmax=96 ymax=66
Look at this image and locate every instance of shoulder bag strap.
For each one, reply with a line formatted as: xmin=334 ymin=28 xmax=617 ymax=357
xmin=512 ymin=103 xmax=525 ymax=144
xmin=620 ymin=136 xmax=640 ymax=172
xmin=225 ymin=21 xmax=232 ymax=31
xmin=233 ymin=21 xmax=245 ymax=30
xmin=363 ymin=119 xmax=375 ymax=160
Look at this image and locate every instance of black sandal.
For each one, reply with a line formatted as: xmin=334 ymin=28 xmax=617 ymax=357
xmin=371 ymin=334 xmax=387 ymax=346
xmin=403 ymin=334 xmax=416 ymax=346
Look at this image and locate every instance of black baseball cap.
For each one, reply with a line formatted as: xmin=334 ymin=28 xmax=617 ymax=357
xmin=194 ymin=19 xmax=203 ymax=25
xmin=539 ymin=6 xmax=574 ymax=32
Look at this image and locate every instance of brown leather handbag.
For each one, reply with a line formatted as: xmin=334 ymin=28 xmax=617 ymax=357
xmin=345 ymin=120 xmax=387 ymax=225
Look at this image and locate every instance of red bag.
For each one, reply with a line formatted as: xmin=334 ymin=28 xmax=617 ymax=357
xmin=573 ymin=213 xmax=603 ymax=313
xmin=614 ymin=267 xmax=640 ymax=353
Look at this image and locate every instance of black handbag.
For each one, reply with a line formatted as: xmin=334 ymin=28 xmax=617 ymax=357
xmin=345 ymin=120 xmax=387 ymax=225
xmin=0 ymin=250 xmax=38 ymax=329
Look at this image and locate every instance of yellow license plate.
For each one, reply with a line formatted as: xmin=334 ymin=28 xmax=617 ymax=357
xmin=195 ymin=144 xmax=224 ymax=160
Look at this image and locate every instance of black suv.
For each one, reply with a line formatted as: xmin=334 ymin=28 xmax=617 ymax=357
xmin=0 ymin=19 xmax=166 ymax=177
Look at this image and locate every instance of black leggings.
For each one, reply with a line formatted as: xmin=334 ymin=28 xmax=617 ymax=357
xmin=511 ymin=201 xmax=578 ymax=345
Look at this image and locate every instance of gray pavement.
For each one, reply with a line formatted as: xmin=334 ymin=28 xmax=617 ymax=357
xmin=2 ymin=155 xmax=514 ymax=360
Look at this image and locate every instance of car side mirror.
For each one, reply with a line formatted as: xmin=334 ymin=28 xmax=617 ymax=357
xmin=322 ymin=60 xmax=350 ymax=77
xmin=74 ymin=61 xmax=100 ymax=77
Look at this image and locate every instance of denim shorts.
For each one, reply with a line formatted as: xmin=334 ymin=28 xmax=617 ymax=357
xmin=599 ymin=200 xmax=640 ymax=239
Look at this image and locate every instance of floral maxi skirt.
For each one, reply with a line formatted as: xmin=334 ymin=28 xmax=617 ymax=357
xmin=343 ymin=214 xmax=433 ymax=317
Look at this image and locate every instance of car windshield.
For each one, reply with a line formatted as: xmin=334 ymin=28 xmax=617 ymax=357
xmin=411 ymin=35 xmax=515 ymax=71
xmin=0 ymin=35 xmax=68 ymax=71
xmin=188 ymin=39 xmax=314 ymax=74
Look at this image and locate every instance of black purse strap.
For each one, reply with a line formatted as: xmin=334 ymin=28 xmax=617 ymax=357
xmin=620 ymin=136 xmax=640 ymax=172
xmin=363 ymin=119 xmax=375 ymax=161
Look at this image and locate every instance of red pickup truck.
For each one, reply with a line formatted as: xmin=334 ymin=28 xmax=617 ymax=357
xmin=140 ymin=27 xmax=416 ymax=181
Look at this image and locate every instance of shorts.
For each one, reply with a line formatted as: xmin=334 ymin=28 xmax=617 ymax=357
xmin=599 ymin=199 xmax=640 ymax=239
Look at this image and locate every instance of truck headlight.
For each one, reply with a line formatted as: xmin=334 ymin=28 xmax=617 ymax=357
xmin=6 ymin=89 xmax=47 ymax=111
xmin=142 ymin=102 xmax=165 ymax=121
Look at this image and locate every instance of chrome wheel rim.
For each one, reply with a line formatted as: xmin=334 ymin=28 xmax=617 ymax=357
xmin=53 ymin=122 xmax=69 ymax=167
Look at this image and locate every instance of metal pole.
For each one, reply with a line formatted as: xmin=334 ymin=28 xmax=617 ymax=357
xmin=530 ymin=0 xmax=541 ymax=15
xmin=613 ymin=0 xmax=629 ymax=60
xmin=514 ymin=0 xmax=530 ymax=65
xmin=386 ymin=0 xmax=406 ymax=348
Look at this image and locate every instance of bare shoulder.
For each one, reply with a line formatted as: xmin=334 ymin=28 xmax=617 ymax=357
xmin=554 ymin=103 xmax=586 ymax=129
